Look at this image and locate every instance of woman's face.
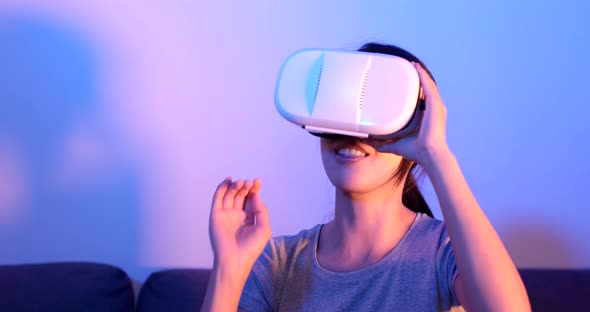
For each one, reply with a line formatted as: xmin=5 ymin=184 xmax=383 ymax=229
xmin=320 ymin=137 xmax=403 ymax=194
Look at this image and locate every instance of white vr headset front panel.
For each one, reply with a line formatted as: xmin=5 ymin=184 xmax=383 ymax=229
xmin=275 ymin=49 xmax=420 ymax=137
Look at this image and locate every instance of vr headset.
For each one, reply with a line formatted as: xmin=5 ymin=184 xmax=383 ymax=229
xmin=275 ymin=49 xmax=425 ymax=140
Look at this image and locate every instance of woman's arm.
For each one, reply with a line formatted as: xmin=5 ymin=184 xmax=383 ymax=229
xmin=422 ymin=147 xmax=530 ymax=311
xmin=381 ymin=63 xmax=530 ymax=311
xmin=201 ymin=178 xmax=272 ymax=312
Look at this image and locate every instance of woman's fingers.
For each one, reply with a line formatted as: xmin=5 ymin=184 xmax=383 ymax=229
xmin=244 ymin=179 xmax=261 ymax=225
xmin=413 ymin=62 xmax=439 ymax=101
xmin=251 ymin=192 xmax=270 ymax=228
xmin=249 ymin=179 xmax=269 ymax=227
xmin=251 ymin=178 xmax=262 ymax=195
xmin=244 ymin=198 xmax=254 ymax=226
xmin=244 ymin=179 xmax=267 ymax=226
xmin=214 ymin=178 xmax=267 ymax=228
xmin=223 ymin=180 xmax=244 ymax=210
xmin=216 ymin=179 xmax=259 ymax=212
xmin=413 ymin=62 xmax=447 ymax=118
xmin=233 ymin=180 xmax=254 ymax=211
xmin=211 ymin=177 xmax=231 ymax=212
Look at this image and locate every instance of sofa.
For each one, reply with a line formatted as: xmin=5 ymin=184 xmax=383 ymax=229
xmin=1 ymin=262 xmax=588 ymax=311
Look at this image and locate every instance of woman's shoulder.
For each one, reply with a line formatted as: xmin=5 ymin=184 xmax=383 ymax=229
xmin=414 ymin=213 xmax=445 ymax=231
xmin=406 ymin=213 xmax=451 ymax=247
xmin=269 ymin=224 xmax=322 ymax=255
xmin=254 ymin=224 xmax=322 ymax=270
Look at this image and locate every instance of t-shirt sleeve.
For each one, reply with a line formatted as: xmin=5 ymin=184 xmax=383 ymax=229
xmin=436 ymin=227 xmax=460 ymax=308
xmin=238 ymin=268 xmax=272 ymax=312
xmin=238 ymin=242 xmax=277 ymax=312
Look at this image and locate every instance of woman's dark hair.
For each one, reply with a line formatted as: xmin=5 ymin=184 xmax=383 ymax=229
xmin=358 ymin=42 xmax=434 ymax=218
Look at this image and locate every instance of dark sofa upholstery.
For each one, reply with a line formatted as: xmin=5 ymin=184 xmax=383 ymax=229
xmin=0 ymin=262 xmax=135 ymax=312
xmin=137 ymin=268 xmax=211 ymax=312
xmin=137 ymin=268 xmax=590 ymax=312
xmin=1 ymin=263 xmax=589 ymax=311
xmin=519 ymin=269 xmax=590 ymax=311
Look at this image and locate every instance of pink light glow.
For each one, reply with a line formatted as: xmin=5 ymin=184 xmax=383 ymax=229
xmin=0 ymin=139 xmax=30 ymax=226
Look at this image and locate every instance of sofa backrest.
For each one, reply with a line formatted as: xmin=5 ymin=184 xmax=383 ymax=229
xmin=137 ymin=268 xmax=211 ymax=312
xmin=519 ymin=269 xmax=590 ymax=312
xmin=2 ymin=263 xmax=588 ymax=311
xmin=137 ymin=268 xmax=590 ymax=312
xmin=0 ymin=262 xmax=135 ymax=312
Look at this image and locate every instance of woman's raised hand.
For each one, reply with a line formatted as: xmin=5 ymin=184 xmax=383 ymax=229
xmin=208 ymin=178 xmax=271 ymax=273
xmin=377 ymin=62 xmax=450 ymax=169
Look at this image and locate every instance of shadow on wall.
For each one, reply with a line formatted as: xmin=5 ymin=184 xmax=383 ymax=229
xmin=502 ymin=216 xmax=583 ymax=268
xmin=0 ymin=15 xmax=141 ymax=275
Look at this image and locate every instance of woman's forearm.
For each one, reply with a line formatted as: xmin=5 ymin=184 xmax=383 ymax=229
xmin=200 ymin=263 xmax=249 ymax=312
xmin=422 ymin=148 xmax=530 ymax=311
xmin=203 ymin=178 xmax=271 ymax=311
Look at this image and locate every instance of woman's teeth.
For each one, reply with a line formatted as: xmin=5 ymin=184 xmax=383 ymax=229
xmin=337 ymin=148 xmax=367 ymax=157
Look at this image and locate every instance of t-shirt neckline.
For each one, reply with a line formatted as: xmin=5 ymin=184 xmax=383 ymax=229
xmin=311 ymin=212 xmax=423 ymax=278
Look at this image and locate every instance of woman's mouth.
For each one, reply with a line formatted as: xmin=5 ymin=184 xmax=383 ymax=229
xmin=335 ymin=146 xmax=369 ymax=161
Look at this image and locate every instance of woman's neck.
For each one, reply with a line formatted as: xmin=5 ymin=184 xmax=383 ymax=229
xmin=317 ymin=185 xmax=417 ymax=272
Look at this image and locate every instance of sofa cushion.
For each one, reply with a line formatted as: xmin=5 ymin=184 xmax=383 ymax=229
xmin=138 ymin=268 xmax=590 ymax=311
xmin=0 ymin=262 xmax=135 ymax=312
xmin=519 ymin=269 xmax=590 ymax=312
xmin=137 ymin=268 xmax=211 ymax=312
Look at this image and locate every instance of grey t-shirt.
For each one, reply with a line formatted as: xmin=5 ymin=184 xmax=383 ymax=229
xmin=239 ymin=213 xmax=461 ymax=311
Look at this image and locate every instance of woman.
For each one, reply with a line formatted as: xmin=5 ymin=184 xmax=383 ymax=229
xmin=201 ymin=43 xmax=531 ymax=311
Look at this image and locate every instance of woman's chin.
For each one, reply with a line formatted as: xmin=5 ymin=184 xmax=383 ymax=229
xmin=327 ymin=170 xmax=398 ymax=195
xmin=329 ymin=178 xmax=380 ymax=195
